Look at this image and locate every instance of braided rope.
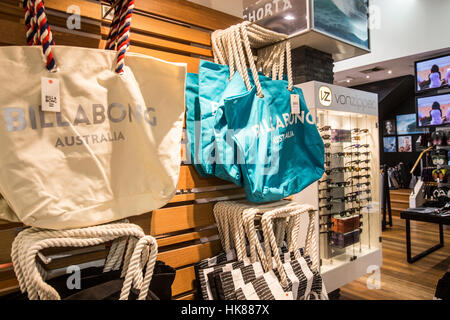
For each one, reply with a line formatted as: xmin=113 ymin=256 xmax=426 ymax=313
xmin=240 ymin=24 xmax=264 ymax=98
xmin=305 ymin=210 xmax=319 ymax=271
xmin=24 ymin=0 xmax=37 ymax=45
xmin=285 ymin=40 xmax=294 ymax=91
xmin=119 ymin=235 xmax=158 ymax=300
xmin=261 ymin=210 xmax=291 ymax=287
xmin=231 ymin=26 xmax=252 ymax=91
xmin=115 ymin=0 xmax=134 ymax=74
xmin=225 ymin=29 xmax=236 ymax=80
xmin=34 ymin=0 xmax=56 ymax=71
xmin=105 ymin=0 xmax=123 ymax=50
xmin=211 ymin=30 xmax=226 ymax=65
xmin=10 ymin=223 xmax=153 ymax=300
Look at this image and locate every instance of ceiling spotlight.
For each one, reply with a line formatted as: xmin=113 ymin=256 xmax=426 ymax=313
xmin=388 ymin=70 xmax=392 ymax=74
xmin=346 ymin=79 xmax=351 ymax=83
xmin=366 ymin=75 xmax=370 ymax=79
xmin=284 ymin=15 xmax=295 ymax=20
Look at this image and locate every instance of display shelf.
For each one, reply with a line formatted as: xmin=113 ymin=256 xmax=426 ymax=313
xmin=295 ymin=81 xmax=381 ymax=292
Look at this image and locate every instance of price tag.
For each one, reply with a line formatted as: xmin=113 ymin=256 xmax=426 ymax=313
xmin=41 ymin=77 xmax=60 ymax=112
xmin=290 ymin=94 xmax=300 ymax=114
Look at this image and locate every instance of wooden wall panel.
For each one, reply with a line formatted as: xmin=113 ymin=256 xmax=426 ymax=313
xmin=158 ymin=241 xmax=221 ymax=269
xmin=133 ymin=0 xmax=242 ymax=31
xmin=150 ymin=203 xmax=215 ymax=236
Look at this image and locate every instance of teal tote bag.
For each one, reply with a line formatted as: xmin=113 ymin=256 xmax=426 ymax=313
xmin=224 ymin=81 xmax=325 ymax=202
xmin=199 ymin=61 xmax=248 ymax=186
xmin=185 ymin=72 xmax=210 ymax=177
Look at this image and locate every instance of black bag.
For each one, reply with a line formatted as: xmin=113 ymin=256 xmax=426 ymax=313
xmin=435 ymin=272 xmax=450 ymax=300
xmin=1 ymin=261 xmax=175 ymax=300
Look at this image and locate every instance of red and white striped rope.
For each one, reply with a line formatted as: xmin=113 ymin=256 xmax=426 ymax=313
xmin=115 ymin=0 xmax=134 ymax=74
xmin=105 ymin=1 xmax=123 ymax=50
xmin=24 ymin=0 xmax=56 ymax=70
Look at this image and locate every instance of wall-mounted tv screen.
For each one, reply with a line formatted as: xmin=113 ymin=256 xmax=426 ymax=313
xmin=415 ymin=54 xmax=450 ymax=93
xmin=416 ymin=93 xmax=450 ymax=127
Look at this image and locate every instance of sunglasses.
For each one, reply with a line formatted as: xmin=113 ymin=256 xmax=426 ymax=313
xmin=348 ymin=174 xmax=371 ymax=180
xmin=352 ymin=136 xmax=361 ymax=141
xmin=347 ymin=159 xmax=370 ymax=165
xmin=353 ymin=128 xmax=369 ymax=133
xmin=355 ymin=182 xmax=371 ymax=187
xmin=319 ymin=126 xmax=331 ymax=132
xmin=345 ymin=144 xmax=370 ymax=149
xmin=339 ymin=208 xmax=360 ymax=217
xmin=347 ymin=190 xmax=371 ymax=196
xmin=325 ymin=167 xmax=355 ymax=175
xmin=324 ymin=143 xmax=331 ymax=148
xmin=319 ymin=204 xmax=334 ymax=210
xmin=319 ymin=196 xmax=333 ymax=202
xmin=330 ymin=181 xmax=352 ymax=187
xmin=322 ymin=134 xmax=331 ymax=140
xmin=318 ymin=179 xmax=332 ymax=185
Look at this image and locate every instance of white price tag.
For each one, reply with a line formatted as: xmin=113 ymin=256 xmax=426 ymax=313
xmin=41 ymin=77 xmax=60 ymax=112
xmin=290 ymin=94 xmax=300 ymax=114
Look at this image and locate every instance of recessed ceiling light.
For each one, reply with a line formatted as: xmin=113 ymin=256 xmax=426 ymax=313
xmin=346 ymin=79 xmax=351 ymax=83
xmin=388 ymin=70 xmax=392 ymax=74
xmin=284 ymin=15 xmax=295 ymax=20
xmin=366 ymin=75 xmax=370 ymax=79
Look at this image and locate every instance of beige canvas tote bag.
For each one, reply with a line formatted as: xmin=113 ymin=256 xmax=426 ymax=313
xmin=0 ymin=0 xmax=186 ymax=229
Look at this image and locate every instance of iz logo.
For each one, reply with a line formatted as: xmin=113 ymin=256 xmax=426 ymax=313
xmin=318 ymin=86 xmax=332 ymax=107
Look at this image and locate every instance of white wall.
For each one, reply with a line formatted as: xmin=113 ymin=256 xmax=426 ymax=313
xmin=187 ymin=0 xmax=243 ymax=17
xmin=334 ymin=0 xmax=450 ymax=72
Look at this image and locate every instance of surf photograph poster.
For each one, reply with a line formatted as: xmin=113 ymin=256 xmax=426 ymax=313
xmin=313 ymin=0 xmax=369 ymax=50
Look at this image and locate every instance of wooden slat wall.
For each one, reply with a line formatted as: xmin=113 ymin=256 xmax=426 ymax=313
xmin=0 ymin=0 xmax=243 ymax=300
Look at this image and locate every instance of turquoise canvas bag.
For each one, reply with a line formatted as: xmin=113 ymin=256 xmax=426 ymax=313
xmin=199 ymin=60 xmax=249 ymax=185
xmin=185 ymin=72 xmax=210 ymax=177
xmin=197 ymin=60 xmax=231 ymax=176
xmin=224 ymin=80 xmax=325 ymax=202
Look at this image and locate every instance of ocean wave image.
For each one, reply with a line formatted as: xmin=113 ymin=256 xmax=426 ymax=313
xmin=314 ymin=0 xmax=369 ymax=49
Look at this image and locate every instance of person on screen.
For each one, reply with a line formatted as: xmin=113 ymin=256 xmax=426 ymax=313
xmin=429 ymin=64 xmax=443 ymax=89
xmin=430 ymin=101 xmax=443 ymax=125
xmin=445 ymin=68 xmax=450 ymax=86
xmin=446 ymin=108 xmax=450 ymax=123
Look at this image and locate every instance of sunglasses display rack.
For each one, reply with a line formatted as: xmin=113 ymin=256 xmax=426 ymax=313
xmin=294 ymin=81 xmax=381 ymax=293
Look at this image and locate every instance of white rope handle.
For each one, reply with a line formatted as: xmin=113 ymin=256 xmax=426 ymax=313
xmin=120 ymin=235 xmax=158 ymax=300
xmin=10 ymin=222 xmax=153 ymax=300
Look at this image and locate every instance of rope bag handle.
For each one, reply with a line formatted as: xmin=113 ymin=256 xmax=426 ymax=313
xmin=22 ymin=0 xmax=135 ymax=73
xmin=261 ymin=205 xmax=315 ymax=288
xmin=11 ymin=223 xmax=157 ymax=300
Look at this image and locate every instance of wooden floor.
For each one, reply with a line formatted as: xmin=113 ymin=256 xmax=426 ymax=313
xmin=339 ymin=217 xmax=450 ymax=300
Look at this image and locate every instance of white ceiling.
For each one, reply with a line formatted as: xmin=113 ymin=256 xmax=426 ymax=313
xmin=334 ymin=47 xmax=450 ymax=87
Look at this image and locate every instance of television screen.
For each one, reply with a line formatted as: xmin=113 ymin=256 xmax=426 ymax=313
xmin=416 ymin=93 xmax=450 ymax=127
xmin=396 ymin=114 xmax=428 ymax=135
xmin=415 ymin=54 xmax=450 ymax=93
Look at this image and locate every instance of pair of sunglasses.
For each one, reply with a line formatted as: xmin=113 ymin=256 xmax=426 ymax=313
xmin=353 ymin=128 xmax=369 ymax=133
xmin=347 ymin=159 xmax=370 ymax=165
xmin=355 ymin=182 xmax=371 ymax=187
xmin=348 ymin=175 xmax=371 ymax=180
xmin=345 ymin=144 xmax=370 ymax=149
xmin=319 ymin=126 xmax=331 ymax=132
xmin=347 ymin=190 xmax=371 ymax=196
xmin=319 ymin=204 xmax=334 ymax=211
xmin=318 ymin=179 xmax=332 ymax=185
